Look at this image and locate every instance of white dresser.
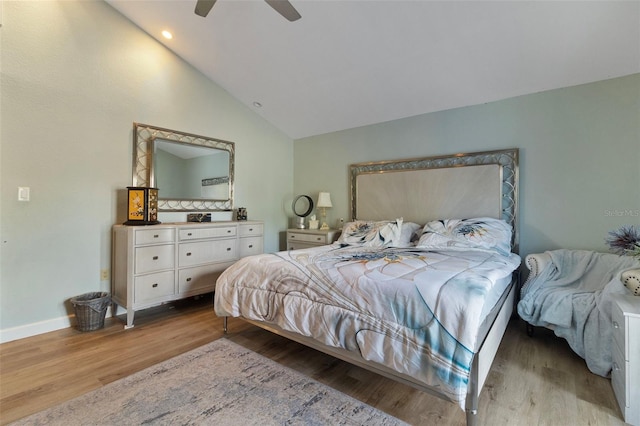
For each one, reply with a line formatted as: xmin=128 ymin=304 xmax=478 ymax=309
xmin=611 ymin=294 xmax=640 ymax=426
xmin=286 ymin=228 xmax=341 ymax=250
xmin=112 ymin=221 xmax=263 ymax=328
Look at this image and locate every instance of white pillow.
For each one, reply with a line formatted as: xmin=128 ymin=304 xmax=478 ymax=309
xmin=396 ymin=222 xmax=422 ymax=247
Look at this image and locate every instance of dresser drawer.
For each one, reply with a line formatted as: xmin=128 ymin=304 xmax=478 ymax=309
xmin=179 ymin=226 xmax=236 ymax=240
xmin=178 ymin=262 xmax=234 ymax=294
xmin=239 ymin=223 xmax=263 ymax=237
xmin=612 ymin=301 xmax=626 ymax=359
xmin=179 ymin=240 xmax=238 ymax=267
xmin=134 ymin=271 xmax=175 ymax=303
xmin=134 ymin=245 xmax=175 ymax=274
xmin=135 ymin=228 xmax=174 ymax=245
xmin=612 ymin=341 xmax=628 ymax=410
xmin=239 ymin=236 xmax=263 ymax=257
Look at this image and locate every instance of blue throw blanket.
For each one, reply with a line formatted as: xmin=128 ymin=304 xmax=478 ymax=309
xmin=518 ymin=249 xmax=640 ymax=376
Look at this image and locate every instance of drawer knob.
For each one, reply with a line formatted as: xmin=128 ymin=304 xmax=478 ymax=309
xmin=248 ymin=244 xmax=253 ymax=248
xmin=186 ymin=277 xmax=192 ymax=282
xmin=153 ymin=256 xmax=159 ymax=260
xmin=316 ymin=237 xmax=322 ymax=241
xmin=152 ymin=283 xmax=158 ymax=288
xmin=154 ymin=234 xmax=159 ymax=238
xmin=249 ymin=228 xmax=253 ymax=231
xmin=186 ymin=252 xmax=192 ymax=256
xmin=187 ymin=232 xmax=193 ymax=236
xmin=291 ymin=235 xmax=296 ymax=239
xmin=227 ymin=230 xmax=232 ymax=233
xmin=226 ymin=247 xmax=231 ymax=251
xmin=613 ymin=321 xmax=619 ymax=329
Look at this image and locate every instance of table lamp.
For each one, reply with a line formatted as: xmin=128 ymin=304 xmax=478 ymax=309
xmin=317 ymin=192 xmax=332 ymax=230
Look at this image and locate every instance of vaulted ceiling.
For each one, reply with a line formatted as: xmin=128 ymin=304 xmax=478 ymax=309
xmin=106 ymin=1 xmax=640 ymax=139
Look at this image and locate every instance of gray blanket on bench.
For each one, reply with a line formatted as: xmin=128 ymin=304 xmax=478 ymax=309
xmin=517 ymin=249 xmax=639 ymax=376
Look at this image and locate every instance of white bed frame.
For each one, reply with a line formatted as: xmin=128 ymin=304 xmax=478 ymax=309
xmin=224 ymin=148 xmax=519 ymax=426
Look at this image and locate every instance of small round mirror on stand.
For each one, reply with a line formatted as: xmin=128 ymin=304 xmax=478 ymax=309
xmin=292 ymin=195 xmax=314 ymax=229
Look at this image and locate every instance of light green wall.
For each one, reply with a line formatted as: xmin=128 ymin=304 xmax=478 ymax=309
xmin=0 ymin=1 xmax=293 ymax=339
xmin=294 ymin=74 xmax=640 ymax=257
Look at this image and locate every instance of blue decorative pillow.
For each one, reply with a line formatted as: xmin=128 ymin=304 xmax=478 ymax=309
xmin=338 ymin=219 xmax=403 ymax=247
xmin=417 ymin=217 xmax=513 ymax=255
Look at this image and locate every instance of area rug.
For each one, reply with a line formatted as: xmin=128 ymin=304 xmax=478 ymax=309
xmin=13 ymin=338 xmax=406 ymax=425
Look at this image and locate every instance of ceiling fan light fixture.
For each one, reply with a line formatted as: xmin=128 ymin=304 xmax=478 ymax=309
xmin=161 ymin=30 xmax=173 ymax=40
xmin=194 ymin=0 xmax=300 ymax=21
xmin=194 ymin=0 xmax=217 ymax=17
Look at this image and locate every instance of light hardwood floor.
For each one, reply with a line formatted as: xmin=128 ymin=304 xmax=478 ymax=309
xmin=0 ymin=295 xmax=625 ymax=425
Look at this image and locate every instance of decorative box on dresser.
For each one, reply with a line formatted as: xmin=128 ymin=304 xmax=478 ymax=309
xmin=286 ymin=228 xmax=340 ymax=250
xmin=611 ymin=294 xmax=640 ymax=426
xmin=112 ymin=221 xmax=263 ymax=328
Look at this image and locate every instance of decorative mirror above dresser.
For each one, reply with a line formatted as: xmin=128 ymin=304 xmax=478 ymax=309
xmin=132 ymin=123 xmax=235 ymax=212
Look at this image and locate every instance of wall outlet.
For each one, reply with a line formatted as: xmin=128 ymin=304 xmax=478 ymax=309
xmin=100 ymin=269 xmax=109 ymax=281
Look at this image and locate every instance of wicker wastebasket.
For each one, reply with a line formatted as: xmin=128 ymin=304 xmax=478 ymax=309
xmin=70 ymin=292 xmax=111 ymax=332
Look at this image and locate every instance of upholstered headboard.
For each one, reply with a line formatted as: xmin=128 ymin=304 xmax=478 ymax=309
xmin=349 ymin=149 xmax=519 ymax=252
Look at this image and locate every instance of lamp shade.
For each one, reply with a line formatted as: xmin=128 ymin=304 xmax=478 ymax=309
xmin=317 ymin=192 xmax=332 ymax=208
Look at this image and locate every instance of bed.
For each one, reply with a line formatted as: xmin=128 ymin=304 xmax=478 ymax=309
xmin=214 ymin=148 xmax=520 ymax=426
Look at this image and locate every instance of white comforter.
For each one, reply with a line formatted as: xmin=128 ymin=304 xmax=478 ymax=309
xmin=215 ymin=244 xmax=520 ymax=408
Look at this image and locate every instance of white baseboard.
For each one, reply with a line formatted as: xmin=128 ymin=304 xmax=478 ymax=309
xmin=0 ymin=307 xmax=114 ymax=344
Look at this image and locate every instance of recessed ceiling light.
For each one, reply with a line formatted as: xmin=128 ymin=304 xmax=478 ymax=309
xmin=253 ymin=101 xmax=262 ymax=108
xmin=162 ymin=30 xmax=173 ymax=40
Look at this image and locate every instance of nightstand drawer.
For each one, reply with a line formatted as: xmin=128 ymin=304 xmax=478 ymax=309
xmin=287 ymin=232 xmax=327 ymax=244
xmin=286 ymin=229 xmax=340 ymax=251
xmin=288 ymin=242 xmax=319 ymax=251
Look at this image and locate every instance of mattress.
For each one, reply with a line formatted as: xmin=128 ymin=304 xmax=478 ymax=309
xmin=215 ymin=243 xmax=520 ymax=408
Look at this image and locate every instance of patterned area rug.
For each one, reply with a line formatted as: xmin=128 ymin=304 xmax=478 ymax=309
xmin=13 ymin=338 xmax=406 ymax=425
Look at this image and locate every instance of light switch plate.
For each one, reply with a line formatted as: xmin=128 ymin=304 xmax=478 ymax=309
xmin=18 ymin=187 xmax=30 ymax=201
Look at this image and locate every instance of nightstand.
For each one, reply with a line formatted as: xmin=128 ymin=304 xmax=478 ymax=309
xmin=611 ymin=294 xmax=640 ymax=426
xmin=286 ymin=228 xmax=341 ymax=250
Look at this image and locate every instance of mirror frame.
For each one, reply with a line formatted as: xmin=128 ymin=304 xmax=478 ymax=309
xmin=132 ymin=123 xmax=235 ymax=212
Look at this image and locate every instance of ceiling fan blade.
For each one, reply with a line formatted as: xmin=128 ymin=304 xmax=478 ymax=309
xmin=264 ymin=0 xmax=301 ymax=21
xmin=194 ymin=0 xmax=217 ymax=17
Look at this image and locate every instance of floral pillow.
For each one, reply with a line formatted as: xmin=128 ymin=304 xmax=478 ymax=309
xmin=338 ymin=218 xmax=404 ymax=247
xmin=416 ymin=217 xmax=513 ymax=255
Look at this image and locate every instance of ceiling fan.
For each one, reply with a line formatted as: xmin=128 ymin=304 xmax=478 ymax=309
xmin=194 ymin=0 xmax=301 ymax=22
